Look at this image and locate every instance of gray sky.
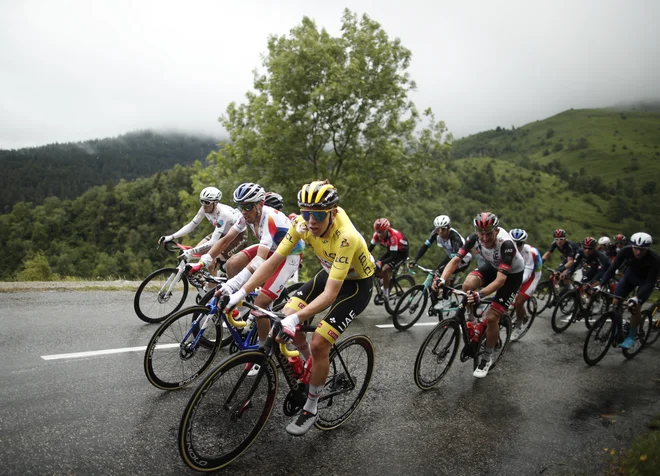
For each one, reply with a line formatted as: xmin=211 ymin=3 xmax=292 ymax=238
xmin=1 ymin=0 xmax=659 ymax=150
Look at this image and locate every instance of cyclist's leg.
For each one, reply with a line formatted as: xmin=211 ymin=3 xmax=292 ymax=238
xmin=613 ymin=272 xmax=637 ymax=347
xmin=225 ymin=245 xmax=255 ymax=279
xmin=381 ymin=263 xmax=392 ymax=296
xmin=282 ymin=271 xmax=327 ymax=359
xmin=515 ymin=272 xmax=540 ymax=325
xmin=287 ymin=275 xmax=372 ymax=435
xmin=463 ymin=265 xmax=492 ymax=320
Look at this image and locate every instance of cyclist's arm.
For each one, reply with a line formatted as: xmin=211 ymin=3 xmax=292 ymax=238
xmin=599 ymin=250 xmax=626 ymax=286
xmin=413 ymin=231 xmax=437 ymax=263
xmin=238 ymin=248 xmax=286 ymax=295
xmin=441 ymin=233 xmax=477 ymax=282
xmin=205 ymin=226 xmax=240 ymax=261
xmin=170 ymin=208 xmax=205 ymax=239
xmin=448 ymin=230 xmax=464 ymax=254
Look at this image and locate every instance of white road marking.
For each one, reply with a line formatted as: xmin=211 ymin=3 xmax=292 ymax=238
xmin=41 ymin=343 xmax=179 ymax=360
xmin=376 ymin=322 xmax=438 ymax=329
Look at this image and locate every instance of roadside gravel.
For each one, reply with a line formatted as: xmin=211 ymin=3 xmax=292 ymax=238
xmin=0 ymin=281 xmax=142 ymax=292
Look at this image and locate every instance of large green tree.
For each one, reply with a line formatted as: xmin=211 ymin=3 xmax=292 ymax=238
xmin=196 ymin=9 xmax=451 ymax=229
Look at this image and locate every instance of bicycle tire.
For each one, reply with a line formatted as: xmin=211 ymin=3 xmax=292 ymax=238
xmin=622 ymin=312 xmax=652 ymax=359
xmin=134 ymin=267 xmax=189 ymax=323
xmin=383 ymin=274 xmax=416 ymax=315
xmin=392 ymin=285 xmax=429 ymax=331
xmin=178 ymin=351 xmax=277 ymax=472
xmin=551 ymin=291 xmax=577 ymax=334
xmin=534 ymin=281 xmax=554 ymax=314
xmin=644 ymin=304 xmax=660 ymax=346
xmin=144 ymin=305 xmax=222 ymax=390
xmin=414 ymin=319 xmax=460 ymax=390
xmin=583 ymin=312 xmax=615 ymax=366
xmin=473 ymin=313 xmax=512 ymax=372
xmin=315 ymin=335 xmax=375 ymax=431
xmin=512 ymin=298 xmax=537 ymax=342
xmin=583 ymin=293 xmax=609 ymax=330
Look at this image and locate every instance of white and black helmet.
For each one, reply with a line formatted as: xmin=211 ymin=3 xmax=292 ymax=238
xmin=200 ymin=186 xmax=222 ymax=202
xmin=630 ymin=232 xmax=653 ymax=248
xmin=598 ymin=236 xmax=611 ymax=246
xmin=233 ymin=182 xmax=266 ymax=204
xmin=433 ymin=215 xmax=451 ymax=228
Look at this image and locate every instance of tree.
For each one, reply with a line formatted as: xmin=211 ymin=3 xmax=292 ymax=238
xmin=199 ymin=9 xmax=450 ymax=226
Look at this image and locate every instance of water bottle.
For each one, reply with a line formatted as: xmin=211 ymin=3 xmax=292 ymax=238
xmin=473 ymin=321 xmax=486 ymax=342
xmin=300 ymin=356 xmax=313 ymax=385
xmin=288 ymin=355 xmax=304 ymax=378
xmin=466 ymin=321 xmax=476 ymax=340
xmin=244 ymin=313 xmax=255 ymax=332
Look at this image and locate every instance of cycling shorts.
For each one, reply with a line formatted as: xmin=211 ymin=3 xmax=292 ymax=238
xmin=614 ymin=267 xmax=655 ymax=305
xmin=241 ymin=244 xmax=301 ymax=300
xmin=284 ymin=271 xmax=373 ymax=344
xmin=469 ymin=263 xmax=524 ymax=314
xmin=519 ymin=271 xmax=542 ymax=299
xmin=377 ymin=249 xmax=409 ymax=270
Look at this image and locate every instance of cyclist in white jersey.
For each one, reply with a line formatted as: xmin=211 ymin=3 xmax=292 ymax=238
xmin=509 ymin=229 xmax=543 ymax=339
xmin=158 ymin=186 xmax=243 ymax=273
xmin=437 ymin=212 xmax=524 ymax=378
xmin=190 ymin=183 xmax=304 ymax=341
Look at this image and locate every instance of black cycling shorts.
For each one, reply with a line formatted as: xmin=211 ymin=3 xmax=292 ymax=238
xmin=615 ymin=267 xmax=655 ymax=304
xmin=285 ymin=271 xmax=373 ymax=344
xmin=469 ymin=263 xmax=523 ymax=314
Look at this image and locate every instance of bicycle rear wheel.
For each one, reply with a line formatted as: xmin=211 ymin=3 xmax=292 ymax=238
xmin=551 ymin=291 xmax=577 ymax=333
xmin=134 ymin=267 xmax=189 ymax=323
xmin=414 ymin=319 xmax=460 ymax=390
xmin=315 ymin=335 xmax=375 ymax=431
xmin=392 ymin=285 xmax=428 ymax=331
xmin=473 ymin=313 xmax=512 ymax=371
xmin=384 ymin=274 xmax=416 ymax=315
xmin=534 ymin=281 xmax=554 ymax=314
xmin=644 ymin=304 xmax=660 ymax=346
xmin=178 ymin=352 xmax=277 ymax=472
xmin=584 ymin=293 xmax=610 ymax=329
xmin=512 ymin=298 xmax=537 ymax=342
xmin=583 ymin=312 xmax=615 ymax=366
xmin=622 ymin=312 xmax=652 ymax=359
xmin=144 ymin=305 xmax=222 ymax=390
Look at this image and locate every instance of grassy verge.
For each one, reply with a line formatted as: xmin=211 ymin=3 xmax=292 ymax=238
xmin=605 ymin=414 xmax=660 ymax=475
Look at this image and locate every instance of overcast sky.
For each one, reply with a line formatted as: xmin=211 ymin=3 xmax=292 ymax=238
xmin=1 ymin=0 xmax=659 ymax=150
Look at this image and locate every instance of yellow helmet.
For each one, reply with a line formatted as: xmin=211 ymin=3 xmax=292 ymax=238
xmin=297 ymin=180 xmax=339 ymax=209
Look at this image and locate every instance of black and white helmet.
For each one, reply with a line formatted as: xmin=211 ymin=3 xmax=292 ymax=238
xmin=233 ymin=183 xmax=266 ymax=204
xmin=433 ymin=215 xmax=451 ymax=228
xmin=199 ymin=186 xmax=222 ymax=202
xmin=264 ymin=192 xmax=284 ymax=211
xmin=630 ymin=232 xmax=653 ymax=248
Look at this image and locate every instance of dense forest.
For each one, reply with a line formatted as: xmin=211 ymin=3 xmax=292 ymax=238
xmin=0 ymin=130 xmax=219 ymax=213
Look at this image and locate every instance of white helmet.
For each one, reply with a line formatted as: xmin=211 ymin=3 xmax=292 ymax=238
xmin=598 ymin=236 xmax=611 ymax=246
xmin=433 ymin=215 xmax=451 ymax=228
xmin=630 ymin=232 xmax=653 ymax=248
xmin=200 ymin=186 xmax=222 ymax=202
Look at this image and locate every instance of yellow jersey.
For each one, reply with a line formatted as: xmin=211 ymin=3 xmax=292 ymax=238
xmin=276 ymin=207 xmax=374 ymax=281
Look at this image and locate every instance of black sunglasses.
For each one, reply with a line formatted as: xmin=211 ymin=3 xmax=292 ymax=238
xmin=238 ymin=203 xmax=256 ymax=211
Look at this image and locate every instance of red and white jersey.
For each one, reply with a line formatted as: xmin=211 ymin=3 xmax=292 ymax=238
xmin=370 ymin=228 xmax=409 ymax=252
xmin=233 ymin=205 xmax=304 ymax=254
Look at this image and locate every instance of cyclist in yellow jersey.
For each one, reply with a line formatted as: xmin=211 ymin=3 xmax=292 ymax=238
xmin=224 ymin=180 xmax=374 ymax=436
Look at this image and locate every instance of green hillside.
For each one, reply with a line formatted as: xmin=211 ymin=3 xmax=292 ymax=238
xmin=451 ymin=108 xmax=660 ymax=186
xmin=0 ymin=130 xmax=220 ymax=213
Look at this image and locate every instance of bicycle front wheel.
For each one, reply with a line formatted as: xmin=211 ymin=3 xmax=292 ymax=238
xmin=178 ymin=352 xmax=277 ymax=472
xmin=134 ymin=267 xmax=189 ymax=323
xmin=392 ymin=285 xmax=428 ymax=331
xmin=551 ymin=291 xmax=577 ymax=334
xmin=384 ymin=274 xmax=416 ymax=315
xmin=316 ymin=335 xmax=375 ymax=431
xmin=583 ymin=312 xmax=615 ymax=366
xmin=144 ymin=305 xmax=222 ymax=390
xmin=512 ymin=298 xmax=537 ymax=342
xmin=414 ymin=319 xmax=460 ymax=390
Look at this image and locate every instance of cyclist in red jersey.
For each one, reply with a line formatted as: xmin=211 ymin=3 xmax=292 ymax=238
xmin=368 ymin=218 xmax=409 ymax=302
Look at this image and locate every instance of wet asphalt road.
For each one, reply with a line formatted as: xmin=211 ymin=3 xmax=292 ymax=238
xmin=1 ymin=290 xmax=659 ymax=476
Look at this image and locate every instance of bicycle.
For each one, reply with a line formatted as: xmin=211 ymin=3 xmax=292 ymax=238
xmin=134 ymin=241 xmax=224 ymax=324
xmin=391 ymin=264 xmax=463 ymax=331
xmin=144 ymin=281 xmax=304 ymax=390
xmin=534 ymin=266 xmax=569 ymax=314
xmin=583 ymin=289 xmax=653 ymax=366
xmin=372 ymin=259 xmax=415 ymax=315
xmin=413 ymin=285 xmax=512 ymax=390
xmin=178 ymin=299 xmax=375 ymax=471
xmin=550 ymin=280 xmax=612 ymax=333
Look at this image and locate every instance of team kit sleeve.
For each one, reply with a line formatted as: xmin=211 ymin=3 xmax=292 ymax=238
xmin=456 ymin=233 xmax=478 ymax=261
xmin=497 ymin=240 xmax=517 ymax=275
xmin=275 ymin=216 xmax=304 ymax=257
xmin=328 ymin=232 xmax=360 ymax=281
